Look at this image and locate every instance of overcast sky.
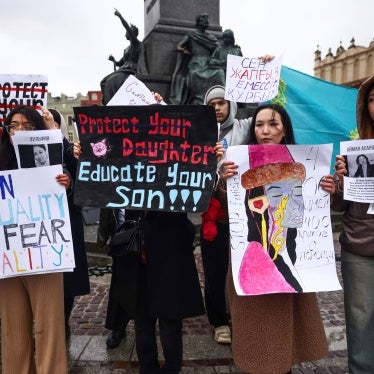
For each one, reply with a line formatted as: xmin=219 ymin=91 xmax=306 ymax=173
xmin=1 ymin=0 xmax=372 ymax=96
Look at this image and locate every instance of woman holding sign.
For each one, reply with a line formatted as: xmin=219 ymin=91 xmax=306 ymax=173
xmin=0 ymin=106 xmax=70 ymax=373
xmin=74 ymin=141 xmax=205 ymax=374
xmin=216 ymin=103 xmax=334 ymax=374
xmin=333 ymin=75 xmax=374 ymax=374
xmin=73 ymin=91 xmax=205 ymax=374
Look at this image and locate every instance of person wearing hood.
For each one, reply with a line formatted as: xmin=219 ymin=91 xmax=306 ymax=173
xmin=49 ymin=108 xmax=69 ymax=140
xmin=333 ymin=75 xmax=374 ymax=373
xmin=200 ymin=84 xmax=252 ymax=344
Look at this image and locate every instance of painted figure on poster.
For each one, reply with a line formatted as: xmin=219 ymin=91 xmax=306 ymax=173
xmin=239 ymin=144 xmax=306 ymax=294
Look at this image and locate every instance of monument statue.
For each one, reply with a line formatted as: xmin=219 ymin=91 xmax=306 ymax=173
xmin=100 ymin=9 xmax=147 ymax=105
xmin=208 ymin=29 xmax=242 ymax=71
xmin=169 ymin=13 xmax=224 ymax=105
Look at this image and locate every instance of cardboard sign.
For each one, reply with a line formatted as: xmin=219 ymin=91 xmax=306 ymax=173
xmin=73 ymin=105 xmax=218 ymax=212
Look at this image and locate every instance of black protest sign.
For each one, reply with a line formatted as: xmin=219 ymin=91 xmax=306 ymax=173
xmin=73 ymin=105 xmax=218 ymax=212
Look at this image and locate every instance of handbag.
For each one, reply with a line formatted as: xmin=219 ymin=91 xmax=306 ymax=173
xmin=108 ymin=218 xmax=141 ymax=257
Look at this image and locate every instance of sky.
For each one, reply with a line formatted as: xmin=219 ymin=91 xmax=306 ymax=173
xmin=1 ymin=0 xmax=372 ymax=97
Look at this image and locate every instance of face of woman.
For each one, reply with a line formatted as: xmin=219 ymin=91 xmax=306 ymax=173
xmin=254 ymin=108 xmax=286 ymax=144
xmin=34 ymin=146 xmax=48 ymax=166
xmin=7 ymin=113 xmax=35 ymax=144
xmin=358 ymin=156 xmax=368 ymax=165
xmin=264 ymin=178 xmax=304 ymax=228
xmin=368 ymin=88 xmax=374 ymax=121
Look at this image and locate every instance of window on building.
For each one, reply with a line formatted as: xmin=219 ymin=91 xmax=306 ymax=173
xmin=342 ymin=63 xmax=347 ymax=83
xmin=367 ymin=54 xmax=373 ymax=76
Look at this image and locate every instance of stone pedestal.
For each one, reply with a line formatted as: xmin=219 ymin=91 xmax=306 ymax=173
xmin=139 ymin=0 xmax=222 ymax=100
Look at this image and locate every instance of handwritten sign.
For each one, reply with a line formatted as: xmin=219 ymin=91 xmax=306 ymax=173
xmin=227 ymin=144 xmax=341 ymax=295
xmin=0 ymin=74 xmax=48 ymax=125
xmin=0 ymin=165 xmax=75 ymax=278
xmin=225 ymin=55 xmax=281 ymax=103
xmin=73 ymin=105 xmax=218 ymax=212
xmin=107 ymin=74 xmax=166 ymax=106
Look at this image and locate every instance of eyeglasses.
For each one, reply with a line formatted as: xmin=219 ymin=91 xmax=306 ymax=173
xmin=5 ymin=122 xmax=35 ymax=134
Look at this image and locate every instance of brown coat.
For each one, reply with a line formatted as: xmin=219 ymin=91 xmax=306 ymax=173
xmin=331 ymin=75 xmax=374 ymax=257
xmin=227 ymin=266 xmax=328 ymax=374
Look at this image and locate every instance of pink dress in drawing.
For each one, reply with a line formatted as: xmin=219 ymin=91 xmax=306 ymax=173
xmin=239 ymin=242 xmax=295 ymax=294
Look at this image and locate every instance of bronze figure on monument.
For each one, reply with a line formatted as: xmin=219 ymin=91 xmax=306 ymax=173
xmin=169 ymin=13 xmax=224 ymax=105
xmin=100 ymin=9 xmax=147 ymax=105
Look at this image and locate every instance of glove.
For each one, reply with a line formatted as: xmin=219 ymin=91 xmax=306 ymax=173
xmin=201 ymin=197 xmax=225 ymax=241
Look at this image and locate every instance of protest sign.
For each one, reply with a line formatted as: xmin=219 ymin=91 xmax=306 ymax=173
xmin=73 ymin=104 xmax=218 ymax=212
xmin=0 ymin=74 xmax=48 ymax=125
xmin=225 ymin=55 xmax=281 ymax=103
xmin=12 ymin=129 xmax=63 ymax=168
xmin=107 ymin=74 xmax=166 ymax=106
xmin=227 ymin=143 xmax=341 ymax=295
xmin=340 ymin=139 xmax=374 ymax=203
xmin=0 ymin=165 xmax=75 ymax=278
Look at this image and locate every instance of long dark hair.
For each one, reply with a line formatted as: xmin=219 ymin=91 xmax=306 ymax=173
xmin=0 ymin=106 xmax=45 ymax=170
xmin=356 ymin=154 xmax=369 ymax=165
xmin=248 ymin=103 xmax=296 ymax=145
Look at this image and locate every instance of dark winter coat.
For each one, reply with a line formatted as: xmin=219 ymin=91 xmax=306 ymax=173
xmin=112 ymin=210 xmax=205 ymax=320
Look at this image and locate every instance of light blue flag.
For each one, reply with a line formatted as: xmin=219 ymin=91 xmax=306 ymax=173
xmin=270 ymin=66 xmax=358 ymax=167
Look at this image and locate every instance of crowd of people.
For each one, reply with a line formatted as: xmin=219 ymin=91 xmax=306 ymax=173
xmin=1 ymin=12 xmax=374 ymax=374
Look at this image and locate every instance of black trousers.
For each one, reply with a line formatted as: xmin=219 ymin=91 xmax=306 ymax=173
xmin=105 ymin=256 xmax=131 ymax=331
xmin=135 ymin=264 xmax=183 ymax=373
xmin=135 ymin=317 xmax=182 ymax=374
xmin=200 ymin=221 xmax=230 ymax=328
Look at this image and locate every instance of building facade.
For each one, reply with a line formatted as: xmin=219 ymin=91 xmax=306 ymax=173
xmin=314 ymin=37 xmax=374 ymax=87
xmin=48 ymin=91 xmax=102 ymax=142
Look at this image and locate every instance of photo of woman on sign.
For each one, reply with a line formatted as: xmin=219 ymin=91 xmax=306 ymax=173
xmin=33 ymin=144 xmax=50 ymax=167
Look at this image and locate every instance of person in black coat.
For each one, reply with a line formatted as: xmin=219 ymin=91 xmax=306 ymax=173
xmin=114 ymin=210 xmax=205 ymax=374
xmin=97 ymin=208 xmax=131 ymax=348
xmin=72 ymin=87 xmax=205 ymax=371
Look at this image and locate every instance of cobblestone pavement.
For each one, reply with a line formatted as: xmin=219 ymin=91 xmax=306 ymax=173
xmin=67 ymin=232 xmax=348 ymax=373
xmin=0 ymin=219 xmax=347 ymax=373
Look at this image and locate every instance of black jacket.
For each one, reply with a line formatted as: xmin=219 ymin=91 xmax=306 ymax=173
xmin=112 ymin=210 xmax=205 ymax=320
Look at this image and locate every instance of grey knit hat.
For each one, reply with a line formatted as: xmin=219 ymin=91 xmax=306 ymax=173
xmin=204 ymin=85 xmax=226 ymax=104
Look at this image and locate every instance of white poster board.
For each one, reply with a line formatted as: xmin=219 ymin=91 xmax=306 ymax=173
xmin=340 ymin=139 xmax=374 ymax=203
xmin=225 ymin=55 xmax=281 ymax=103
xmin=227 ymin=144 xmax=341 ymax=295
xmin=107 ymin=74 xmax=166 ymax=106
xmin=12 ymin=129 xmax=63 ymax=169
xmin=0 ymin=74 xmax=48 ymax=125
xmin=0 ymin=165 xmax=75 ymax=278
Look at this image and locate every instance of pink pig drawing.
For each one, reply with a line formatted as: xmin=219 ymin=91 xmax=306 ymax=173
xmin=90 ymin=139 xmax=110 ymax=158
